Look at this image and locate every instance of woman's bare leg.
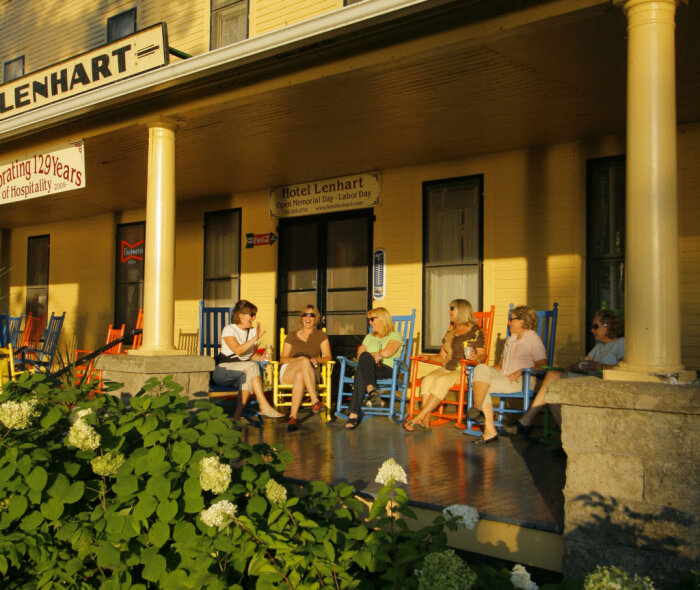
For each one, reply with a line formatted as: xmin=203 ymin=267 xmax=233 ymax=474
xmin=233 ymin=389 xmax=251 ymax=421
xmin=520 ymin=371 xmax=562 ymax=426
xmin=404 ymin=393 xmax=441 ymax=430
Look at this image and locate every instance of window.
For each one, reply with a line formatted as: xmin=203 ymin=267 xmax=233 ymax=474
xmin=423 ymin=176 xmax=483 ymax=351
xmin=204 ymin=209 xmax=241 ymax=306
xmin=211 ymin=0 xmax=248 ymax=49
xmin=26 ymin=235 xmax=50 ymax=319
xmin=4 ymin=56 xmax=24 ymax=83
xmin=107 ymin=8 xmax=136 ymax=43
xmin=586 ymin=156 xmax=625 ymax=349
xmin=115 ymin=222 xmax=144 ymax=338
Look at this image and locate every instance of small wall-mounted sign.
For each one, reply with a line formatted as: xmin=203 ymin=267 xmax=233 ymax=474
xmin=121 ymin=239 xmax=144 ymax=263
xmin=269 ymin=172 xmax=381 ymax=218
xmin=246 ymin=232 xmax=278 ymax=248
xmin=373 ymin=248 xmax=386 ymax=301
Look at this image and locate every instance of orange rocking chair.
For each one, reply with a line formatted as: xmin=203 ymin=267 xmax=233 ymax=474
xmin=407 ymin=305 xmax=495 ymax=428
xmin=74 ymin=324 xmax=126 ymax=388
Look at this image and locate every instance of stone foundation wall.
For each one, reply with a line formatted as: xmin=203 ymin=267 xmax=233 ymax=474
xmin=548 ymin=378 xmax=700 ymax=588
xmin=95 ymin=354 xmax=214 ymax=399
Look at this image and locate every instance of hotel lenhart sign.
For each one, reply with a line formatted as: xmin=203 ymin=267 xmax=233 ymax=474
xmin=0 ymin=24 xmax=168 ymax=121
xmin=270 ymin=172 xmax=381 ymax=218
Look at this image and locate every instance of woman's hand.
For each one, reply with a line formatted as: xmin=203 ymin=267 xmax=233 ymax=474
xmin=255 ymin=322 xmax=266 ymax=341
xmin=508 ymin=369 xmax=522 ymax=383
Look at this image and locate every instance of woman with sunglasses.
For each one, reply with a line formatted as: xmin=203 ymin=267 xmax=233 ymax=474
xmin=279 ymin=304 xmax=333 ymax=431
xmin=344 ymin=307 xmax=404 ymax=430
xmin=214 ymin=299 xmax=283 ymax=421
xmin=515 ymin=309 xmax=624 ymax=435
xmin=404 ymin=299 xmax=486 ymax=432
xmin=468 ymin=305 xmax=547 ymax=444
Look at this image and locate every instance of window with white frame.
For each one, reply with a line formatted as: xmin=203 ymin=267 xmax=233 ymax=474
xmin=211 ymin=0 xmax=248 ymax=49
xmin=4 ymin=56 xmax=24 ymax=83
xmin=423 ymin=176 xmax=483 ymax=351
xmin=107 ymin=8 xmax=136 ymax=43
xmin=204 ymin=209 xmax=241 ymax=306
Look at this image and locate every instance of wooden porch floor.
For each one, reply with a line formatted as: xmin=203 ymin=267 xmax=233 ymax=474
xmin=241 ymin=411 xmax=566 ymax=534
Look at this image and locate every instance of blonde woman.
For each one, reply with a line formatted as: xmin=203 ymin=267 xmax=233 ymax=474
xmin=345 ymin=307 xmax=404 ymax=430
xmin=279 ymin=305 xmax=333 ymax=432
xmin=404 ymin=299 xmax=486 ymax=432
xmin=469 ymin=305 xmax=547 ymax=444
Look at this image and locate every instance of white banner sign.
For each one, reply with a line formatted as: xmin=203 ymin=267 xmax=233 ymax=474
xmin=270 ymin=172 xmax=381 ymax=218
xmin=0 ymin=24 xmax=168 ymax=121
xmin=0 ymin=140 xmax=86 ymax=204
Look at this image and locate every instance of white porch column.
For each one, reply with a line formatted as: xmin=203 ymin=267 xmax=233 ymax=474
xmin=613 ymin=0 xmax=689 ymax=378
xmin=131 ymin=120 xmax=180 ymax=355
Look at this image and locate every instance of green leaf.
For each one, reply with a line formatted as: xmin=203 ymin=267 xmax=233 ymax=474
xmin=7 ymin=494 xmax=28 ymax=521
xmin=241 ymin=464 xmax=257 ymax=482
xmin=172 ymin=441 xmax=192 ymax=465
xmin=40 ymin=406 xmax=62 ymax=429
xmin=156 ymin=499 xmax=178 ymax=523
xmin=247 ymin=495 xmax=268 ymax=516
xmin=183 ymin=496 xmax=204 ymax=513
xmin=198 ymin=433 xmax=218 ymax=448
xmin=97 ymin=544 xmax=121 ymax=569
xmin=138 ymin=415 xmax=158 ymax=435
xmin=0 ymin=554 xmax=7 ymax=575
xmin=146 ymin=475 xmax=170 ymax=501
xmin=149 ymin=521 xmax=170 ymax=548
xmin=47 ymin=473 xmax=70 ymax=498
xmin=40 ymin=497 xmax=64 ymax=521
xmin=134 ymin=495 xmax=158 ymax=522
xmin=26 ymin=466 xmax=48 ymax=492
xmin=113 ymin=474 xmax=138 ymax=497
xmin=183 ymin=478 xmax=201 ymax=498
xmin=19 ymin=510 xmax=43 ymax=531
xmin=64 ymin=481 xmax=84 ymax=504
xmin=173 ymin=521 xmax=196 ymax=546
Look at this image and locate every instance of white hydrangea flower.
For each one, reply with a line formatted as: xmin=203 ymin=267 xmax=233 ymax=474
xmin=443 ymin=504 xmax=480 ymax=530
xmin=199 ymin=456 xmax=232 ymax=495
xmin=375 ymin=458 xmax=408 ymax=486
xmin=0 ymin=399 xmax=39 ymax=430
xmin=200 ymin=500 xmax=237 ymax=528
xmin=66 ymin=418 xmax=101 ymax=451
xmin=511 ymin=564 xmax=538 ymax=590
xmin=91 ymin=452 xmax=125 ymax=477
xmin=69 ymin=407 xmax=94 ymax=424
xmin=265 ymin=479 xmax=287 ymax=504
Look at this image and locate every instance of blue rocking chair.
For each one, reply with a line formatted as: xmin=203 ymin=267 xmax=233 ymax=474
xmin=463 ymin=303 xmax=558 ymax=436
xmin=336 ymin=309 xmax=416 ymax=423
xmin=16 ymin=312 xmax=66 ymax=372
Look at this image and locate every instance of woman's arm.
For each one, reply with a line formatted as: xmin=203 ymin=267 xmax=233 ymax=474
xmin=223 ymin=334 xmax=258 ymax=357
xmin=472 ymin=346 xmax=487 ymax=364
xmin=372 ymin=337 xmax=401 ymax=365
xmin=315 ymin=338 xmax=332 ymax=364
xmin=356 ymin=345 xmax=368 ymax=358
xmin=508 ymin=357 xmax=547 ymax=382
xmin=279 ymin=342 xmax=294 ymax=365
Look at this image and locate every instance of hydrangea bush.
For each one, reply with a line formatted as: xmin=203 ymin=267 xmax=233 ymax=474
xmin=0 ymin=372 xmax=689 ymax=589
xmin=0 ymin=373 xmax=481 ymax=589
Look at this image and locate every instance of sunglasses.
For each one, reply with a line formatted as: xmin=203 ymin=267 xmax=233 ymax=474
xmin=368 ymin=317 xmax=378 ymax=322
xmin=508 ymin=317 xmax=521 ymax=322
xmin=301 ymin=313 xmax=316 ymax=318
xmin=449 ymin=306 xmax=455 ymax=310
xmin=245 ymin=312 xmax=257 ymax=318
xmin=591 ymin=323 xmax=608 ymax=330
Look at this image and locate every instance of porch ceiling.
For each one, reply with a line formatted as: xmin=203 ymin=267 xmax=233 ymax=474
xmin=1 ymin=0 xmax=699 ymax=228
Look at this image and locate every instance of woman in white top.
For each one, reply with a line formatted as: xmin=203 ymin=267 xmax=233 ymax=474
xmin=216 ymin=299 xmax=283 ymax=421
xmin=516 ymin=309 xmax=624 ymax=435
xmin=469 ymin=305 xmax=547 ymax=444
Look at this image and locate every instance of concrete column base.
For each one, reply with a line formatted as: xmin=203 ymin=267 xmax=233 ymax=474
xmin=548 ymin=378 xmax=700 ymax=588
xmin=95 ymin=354 xmax=214 ymax=399
xmin=603 ymin=365 xmax=696 ymax=383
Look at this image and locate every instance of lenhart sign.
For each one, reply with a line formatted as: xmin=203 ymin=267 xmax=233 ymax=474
xmin=270 ymin=172 xmax=381 ymax=218
xmin=0 ymin=24 xmax=168 ymax=121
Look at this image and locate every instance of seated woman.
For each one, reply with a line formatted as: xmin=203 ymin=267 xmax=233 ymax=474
xmin=345 ymin=307 xmax=404 ymax=430
xmin=213 ymin=299 xmax=283 ymax=421
xmin=279 ymin=305 xmax=333 ymax=432
xmin=516 ymin=309 xmax=625 ymax=435
xmin=469 ymin=305 xmax=547 ymax=444
xmin=404 ymin=299 xmax=486 ymax=432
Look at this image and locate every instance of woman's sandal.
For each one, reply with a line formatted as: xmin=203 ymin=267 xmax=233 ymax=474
xmin=345 ymin=416 xmax=359 ymax=430
xmin=311 ymin=401 xmax=327 ymax=414
xmin=403 ymin=418 xmax=430 ymax=432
